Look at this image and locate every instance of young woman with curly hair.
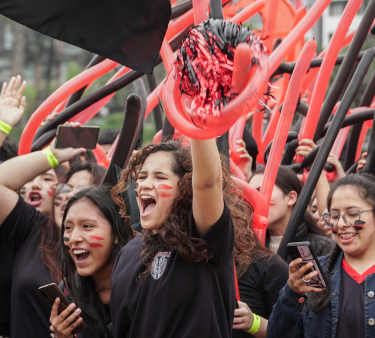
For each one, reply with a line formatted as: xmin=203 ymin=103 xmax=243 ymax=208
xmin=110 ymin=139 xmax=243 ymax=338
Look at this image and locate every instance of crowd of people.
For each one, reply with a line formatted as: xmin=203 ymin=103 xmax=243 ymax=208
xmin=1 ymin=75 xmax=375 ymax=338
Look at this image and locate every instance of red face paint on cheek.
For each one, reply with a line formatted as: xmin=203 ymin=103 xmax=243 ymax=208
xmin=47 ymin=186 xmax=53 ymax=197
xmin=90 ymin=243 xmax=104 ymax=248
xmin=159 ymin=192 xmax=172 ymax=198
xmin=157 ymin=184 xmax=173 ymax=190
xmin=89 ymin=235 xmax=105 ymax=240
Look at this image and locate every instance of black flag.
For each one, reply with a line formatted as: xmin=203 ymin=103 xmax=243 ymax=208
xmin=0 ymin=0 xmax=171 ymax=74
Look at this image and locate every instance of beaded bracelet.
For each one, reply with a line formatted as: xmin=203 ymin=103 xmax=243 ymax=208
xmin=247 ymin=313 xmax=261 ymax=335
xmin=41 ymin=146 xmax=59 ymax=168
xmin=0 ymin=120 xmax=12 ymax=135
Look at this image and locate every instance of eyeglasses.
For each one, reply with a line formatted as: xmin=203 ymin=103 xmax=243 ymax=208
xmin=322 ymin=210 xmax=373 ymax=229
xmin=55 ymin=184 xmax=88 ymax=197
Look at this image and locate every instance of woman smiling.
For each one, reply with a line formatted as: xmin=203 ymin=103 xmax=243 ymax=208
xmin=49 ymin=187 xmax=134 ymax=338
xmin=267 ymin=174 xmax=375 ymax=338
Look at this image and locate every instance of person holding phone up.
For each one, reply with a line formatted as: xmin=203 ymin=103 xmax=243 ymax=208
xmin=0 ymin=118 xmax=86 ymax=338
xmin=267 ymin=174 xmax=375 ymax=338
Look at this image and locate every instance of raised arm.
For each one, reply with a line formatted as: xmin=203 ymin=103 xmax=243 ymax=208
xmin=0 ymin=124 xmax=85 ymax=225
xmin=191 ymin=138 xmax=224 ymax=236
xmin=0 ymin=76 xmax=26 ymax=148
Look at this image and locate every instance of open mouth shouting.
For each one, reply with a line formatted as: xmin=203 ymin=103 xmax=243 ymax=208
xmin=28 ymin=191 xmax=42 ymax=206
xmin=140 ymin=194 xmax=156 ymax=217
xmin=72 ymin=248 xmax=91 ymax=264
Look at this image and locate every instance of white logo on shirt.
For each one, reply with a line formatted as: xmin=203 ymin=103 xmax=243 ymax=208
xmin=151 ymin=252 xmax=170 ymax=280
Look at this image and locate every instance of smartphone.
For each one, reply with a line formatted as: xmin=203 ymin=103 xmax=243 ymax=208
xmin=38 ymin=283 xmax=87 ymax=334
xmin=55 ymin=125 xmax=99 ymax=150
xmin=287 ymin=241 xmax=327 ymax=288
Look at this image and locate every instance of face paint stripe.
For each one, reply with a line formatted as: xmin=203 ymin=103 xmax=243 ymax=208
xmin=90 ymin=243 xmax=104 ymax=248
xmin=63 ymin=237 xmax=69 ymax=242
xmin=157 ymin=184 xmax=173 ymax=190
xmin=47 ymin=186 xmax=54 ymax=197
xmin=89 ymin=235 xmax=105 ymax=240
xmin=160 ymin=192 xmax=172 ymax=198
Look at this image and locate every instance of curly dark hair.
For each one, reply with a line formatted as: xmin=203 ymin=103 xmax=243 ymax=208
xmin=111 ymin=140 xmax=261 ymax=282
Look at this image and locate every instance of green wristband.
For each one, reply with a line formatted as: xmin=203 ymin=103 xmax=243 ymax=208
xmin=0 ymin=120 xmax=12 ymax=135
xmin=41 ymin=146 xmax=59 ymax=168
xmin=248 ymin=313 xmax=261 ymax=335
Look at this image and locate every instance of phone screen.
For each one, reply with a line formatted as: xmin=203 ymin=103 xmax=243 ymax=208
xmin=295 ymin=245 xmax=326 ymax=288
xmin=55 ymin=126 xmax=99 ymax=150
xmin=287 ymin=242 xmax=327 ymax=288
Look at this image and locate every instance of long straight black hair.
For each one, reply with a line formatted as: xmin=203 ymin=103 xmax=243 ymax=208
xmin=308 ymin=174 xmax=375 ymax=313
xmin=254 ymin=166 xmax=326 ymax=236
xmin=60 ymin=186 xmax=134 ymax=337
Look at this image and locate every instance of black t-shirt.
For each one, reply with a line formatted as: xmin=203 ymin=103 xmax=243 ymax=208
xmin=336 ymin=267 xmax=366 ymax=337
xmin=0 ymin=238 xmax=14 ymax=336
xmin=233 ymin=253 xmax=289 ymax=338
xmin=0 ymin=196 xmax=54 ymax=338
xmin=110 ymin=202 xmax=235 ymax=338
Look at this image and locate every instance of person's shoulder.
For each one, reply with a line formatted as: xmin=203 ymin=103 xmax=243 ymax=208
xmin=120 ymin=235 xmax=143 ymax=254
xmin=251 ymin=251 xmax=288 ymax=272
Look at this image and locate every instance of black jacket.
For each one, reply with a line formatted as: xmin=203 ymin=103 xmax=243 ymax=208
xmin=265 ymin=222 xmax=336 ymax=258
xmin=58 ymin=281 xmax=113 ymax=338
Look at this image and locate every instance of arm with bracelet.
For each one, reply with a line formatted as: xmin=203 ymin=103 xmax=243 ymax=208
xmin=0 ymin=125 xmax=86 ymax=225
xmin=0 ymin=76 xmax=27 ymax=148
xmin=233 ymin=301 xmax=268 ymax=337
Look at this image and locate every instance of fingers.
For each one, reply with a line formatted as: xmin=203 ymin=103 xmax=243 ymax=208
xmin=71 ymin=147 xmax=87 ymax=157
xmin=50 ymin=297 xmax=61 ymax=321
xmin=16 ymin=80 xmax=27 ymax=101
xmin=50 ymin=299 xmax=83 ymax=337
xmin=18 ymin=96 xmax=26 ymax=115
xmin=63 ymin=121 xmax=81 ymax=128
xmin=357 ymin=159 xmax=366 ymax=173
xmin=1 ymin=76 xmax=26 ymax=104
xmin=289 ymin=258 xmax=303 ymax=273
xmin=289 ymin=259 xmax=326 ymax=294
xmin=295 ymin=145 xmax=314 ymax=157
xmin=12 ymin=76 xmax=21 ymax=96
xmin=5 ymin=76 xmax=16 ymax=97
xmin=63 ymin=307 xmax=82 ymax=327
xmin=299 ymin=139 xmax=316 ymax=148
xmin=362 ymin=152 xmax=368 ymax=159
xmin=304 ymin=269 xmax=318 ymax=281
xmin=234 ymin=307 xmax=246 ymax=318
xmin=0 ymin=82 xmax=7 ymax=99
xmin=46 ymin=112 xmax=59 ymax=122
xmin=239 ymin=153 xmax=252 ymax=161
xmin=55 ymin=301 xmax=77 ymax=323
xmin=236 ymin=139 xmax=246 ymax=148
xmin=41 ymin=112 xmax=59 ymax=126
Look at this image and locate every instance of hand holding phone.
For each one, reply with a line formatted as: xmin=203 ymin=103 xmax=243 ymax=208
xmin=50 ymin=297 xmax=85 ymax=337
xmin=38 ymin=283 xmax=87 ymax=334
xmin=287 ymin=242 xmax=327 ymax=295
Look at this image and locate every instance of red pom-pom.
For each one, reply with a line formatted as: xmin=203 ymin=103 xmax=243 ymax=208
xmin=174 ymin=19 xmax=267 ymax=122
